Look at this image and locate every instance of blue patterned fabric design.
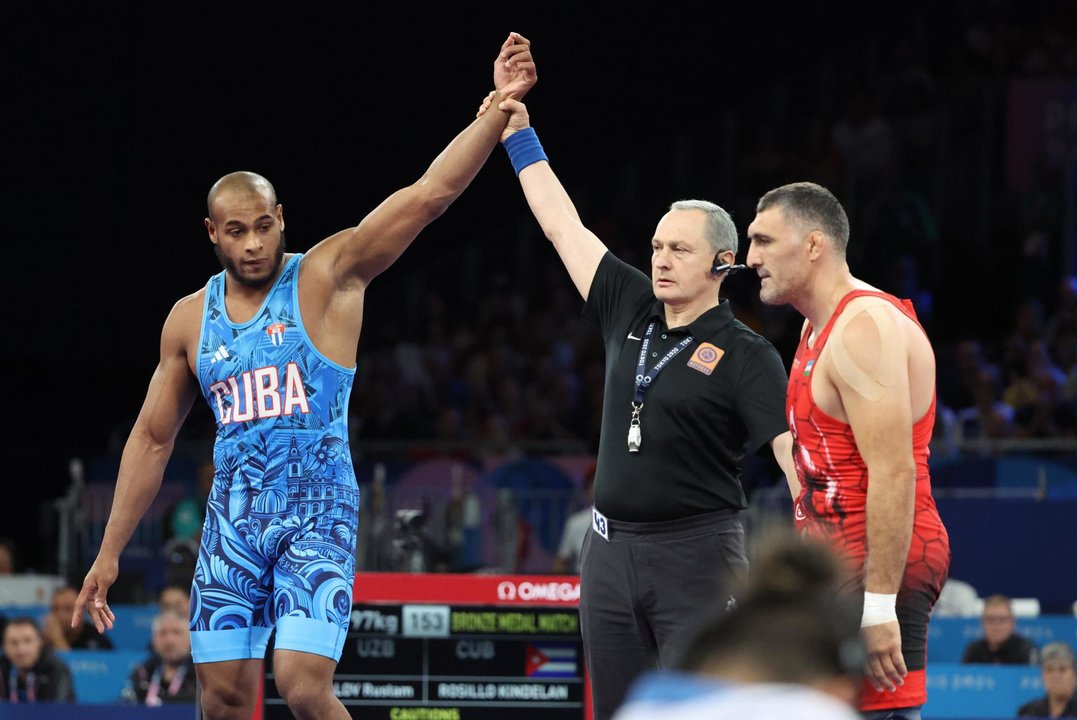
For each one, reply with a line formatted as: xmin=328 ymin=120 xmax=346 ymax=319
xmin=191 ymin=253 xmax=358 ymax=661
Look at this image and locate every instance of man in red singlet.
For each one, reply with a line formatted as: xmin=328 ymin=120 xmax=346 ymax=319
xmin=745 ymin=182 xmax=950 ymax=720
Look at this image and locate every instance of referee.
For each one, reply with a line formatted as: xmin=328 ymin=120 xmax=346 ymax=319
xmin=485 ymin=95 xmax=798 ymax=720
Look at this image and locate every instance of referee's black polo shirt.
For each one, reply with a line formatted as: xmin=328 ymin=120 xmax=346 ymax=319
xmin=584 ymin=251 xmax=790 ymax=522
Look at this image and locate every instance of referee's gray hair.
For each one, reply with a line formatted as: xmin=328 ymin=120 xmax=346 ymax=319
xmin=669 ymin=199 xmax=738 ymax=256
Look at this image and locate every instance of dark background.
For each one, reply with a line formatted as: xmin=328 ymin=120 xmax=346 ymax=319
xmin=7 ymin=3 xmax=1075 ymax=573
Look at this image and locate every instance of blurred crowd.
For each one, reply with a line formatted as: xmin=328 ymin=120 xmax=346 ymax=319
xmin=0 ymin=582 xmax=196 ymax=705
xmin=350 ymin=1 xmax=1076 ymax=450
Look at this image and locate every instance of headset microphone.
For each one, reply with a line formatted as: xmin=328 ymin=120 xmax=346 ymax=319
xmin=712 ymin=262 xmax=747 ymax=276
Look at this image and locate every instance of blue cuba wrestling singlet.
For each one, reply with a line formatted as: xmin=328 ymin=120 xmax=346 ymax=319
xmin=191 ymin=253 xmax=358 ymax=662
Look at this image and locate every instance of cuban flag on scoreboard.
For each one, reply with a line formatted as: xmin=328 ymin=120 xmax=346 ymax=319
xmin=525 ymin=643 xmax=577 ymax=678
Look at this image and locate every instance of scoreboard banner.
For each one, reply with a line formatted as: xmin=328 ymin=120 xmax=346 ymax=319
xmin=353 ymin=572 xmax=582 ymax=606
xmin=261 ymin=573 xmax=589 ymax=720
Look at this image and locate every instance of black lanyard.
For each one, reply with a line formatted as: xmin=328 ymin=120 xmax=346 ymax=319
xmin=634 ymin=321 xmax=694 ymax=403
xmin=628 ymin=322 xmax=693 ymax=452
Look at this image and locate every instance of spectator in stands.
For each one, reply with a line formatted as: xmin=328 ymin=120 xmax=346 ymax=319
xmin=955 ymin=365 xmax=1016 ymax=442
xmin=123 ymin=610 xmax=197 ymax=706
xmin=1009 ymin=340 xmax=1068 ymax=438
xmin=357 ymin=464 xmax=394 ymax=572
xmin=0 ymin=537 xmax=16 ymax=574
xmin=931 ymin=403 xmax=962 ymax=461
xmin=41 ymin=586 xmax=113 ymax=651
xmin=157 ymin=584 xmax=191 ymax=617
xmin=552 ymin=462 xmax=596 ymax=575
xmin=611 ymin=534 xmax=864 ymax=720
xmin=1018 ymin=642 xmax=1077 ymax=718
xmin=493 ymin=487 xmax=530 ymax=574
xmin=962 ymin=594 xmax=1038 ymax=664
xmin=0 ymin=616 xmax=76 ymax=702
xmin=0 ymin=539 xmax=14 ymax=637
xmin=938 ymin=339 xmax=1000 ymax=417
xmin=161 ymin=535 xmax=199 ymax=595
xmin=1045 ymin=276 xmax=1076 ymax=373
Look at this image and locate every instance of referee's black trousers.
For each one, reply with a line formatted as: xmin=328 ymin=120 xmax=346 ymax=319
xmin=578 ymin=508 xmax=748 ymax=720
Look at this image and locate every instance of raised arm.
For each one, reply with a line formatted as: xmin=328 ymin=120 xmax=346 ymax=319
xmin=73 ymin=296 xmax=200 ymax=633
xmin=493 ymin=97 xmax=609 ymax=300
xmin=828 ymin=301 xmax=916 ymax=693
xmin=306 ymin=32 xmax=537 ymax=288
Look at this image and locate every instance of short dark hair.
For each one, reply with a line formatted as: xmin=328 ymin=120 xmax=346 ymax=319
xmin=3 ymin=616 xmax=42 ymax=641
xmin=0 ymin=536 xmax=18 ymax=572
xmin=756 ymin=182 xmax=850 ymax=253
xmin=674 ymin=533 xmax=864 ymax=683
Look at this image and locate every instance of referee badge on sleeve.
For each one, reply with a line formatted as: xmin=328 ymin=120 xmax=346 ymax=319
xmin=687 ymin=343 xmax=724 ymax=375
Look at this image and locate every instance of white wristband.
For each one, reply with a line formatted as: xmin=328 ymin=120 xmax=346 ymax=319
xmin=861 ymin=591 xmax=898 ymax=628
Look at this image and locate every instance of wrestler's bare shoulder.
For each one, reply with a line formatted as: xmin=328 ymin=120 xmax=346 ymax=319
xmin=826 ymin=286 xmax=917 ymax=357
xmin=161 ymin=288 xmax=207 ymax=342
xmin=835 ymin=287 xmax=935 ymax=365
xmin=840 ymin=286 xmax=912 ymax=326
xmin=842 ymin=279 xmax=892 ymax=311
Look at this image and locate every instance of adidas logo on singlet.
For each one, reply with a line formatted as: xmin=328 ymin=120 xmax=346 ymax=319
xmin=210 ymin=345 xmax=230 ymax=364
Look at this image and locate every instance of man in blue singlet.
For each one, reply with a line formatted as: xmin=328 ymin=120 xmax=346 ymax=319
xmin=71 ymin=33 xmax=536 ymax=720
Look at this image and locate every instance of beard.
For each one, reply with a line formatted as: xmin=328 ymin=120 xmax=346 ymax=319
xmin=215 ymin=232 xmax=287 ymax=289
xmin=758 ymin=283 xmax=781 ymax=306
xmin=757 ymin=275 xmax=792 ymax=306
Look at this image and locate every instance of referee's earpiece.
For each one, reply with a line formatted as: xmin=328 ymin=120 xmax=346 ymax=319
xmin=712 ymin=254 xmax=747 ymax=276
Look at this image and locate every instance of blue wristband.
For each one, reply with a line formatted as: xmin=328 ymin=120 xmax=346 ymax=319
xmin=502 ymin=127 xmax=548 ymax=176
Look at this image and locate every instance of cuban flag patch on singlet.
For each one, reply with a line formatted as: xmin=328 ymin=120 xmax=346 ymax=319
xmin=266 ymin=322 xmax=286 ymax=347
